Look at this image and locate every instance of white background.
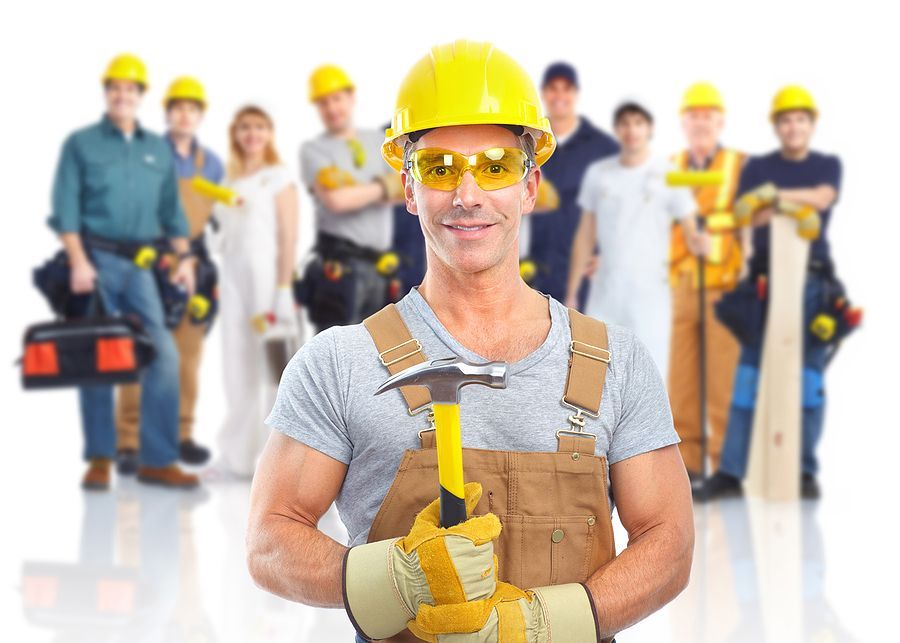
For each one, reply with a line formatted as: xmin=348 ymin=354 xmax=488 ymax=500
xmin=1 ymin=0 xmax=898 ymax=641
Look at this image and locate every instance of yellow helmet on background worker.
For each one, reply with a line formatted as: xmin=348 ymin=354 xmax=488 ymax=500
xmin=770 ymin=85 xmax=818 ymax=122
xmin=309 ymin=64 xmax=354 ymax=102
xmin=102 ymin=53 xmax=148 ymax=89
xmin=382 ymin=39 xmax=556 ymax=171
xmin=163 ymin=76 xmax=207 ymax=109
xmin=680 ymin=82 xmax=724 ymax=112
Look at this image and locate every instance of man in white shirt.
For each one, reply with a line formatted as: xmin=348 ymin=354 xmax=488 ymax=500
xmin=567 ymin=100 xmax=706 ymax=377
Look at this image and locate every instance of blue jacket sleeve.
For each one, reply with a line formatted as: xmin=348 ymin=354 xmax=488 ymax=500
xmin=158 ymin=148 xmax=189 ymax=238
xmin=48 ymin=135 xmax=82 ymax=233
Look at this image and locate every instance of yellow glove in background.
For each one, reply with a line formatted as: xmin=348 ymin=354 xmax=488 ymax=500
xmin=778 ymin=201 xmax=821 ymax=241
xmin=316 ymin=166 xmax=356 ymax=190
xmin=409 ymin=581 xmax=600 ymax=643
xmin=343 ymin=483 xmax=502 ymax=641
xmin=533 ymin=178 xmax=560 ymax=213
xmin=734 ymin=182 xmax=778 ymax=227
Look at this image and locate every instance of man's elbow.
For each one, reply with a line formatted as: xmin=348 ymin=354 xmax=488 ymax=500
xmin=672 ymin=518 xmax=695 ymax=596
xmin=245 ymin=521 xmax=276 ymax=592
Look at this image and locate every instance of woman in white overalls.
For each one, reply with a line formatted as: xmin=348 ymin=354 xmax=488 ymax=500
xmin=208 ymin=105 xmax=299 ymax=479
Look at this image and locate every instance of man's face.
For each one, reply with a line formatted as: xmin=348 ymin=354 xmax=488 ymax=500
xmin=166 ymin=100 xmax=204 ymax=138
xmin=541 ymin=78 xmax=578 ymax=121
xmin=402 ymin=124 xmax=539 ymax=275
xmin=774 ymin=110 xmax=815 ymax=153
xmin=681 ymin=107 xmax=724 ymax=151
xmin=104 ymin=80 xmax=143 ymax=122
xmin=315 ymin=89 xmax=354 ymax=132
xmin=614 ymin=112 xmax=653 ymax=154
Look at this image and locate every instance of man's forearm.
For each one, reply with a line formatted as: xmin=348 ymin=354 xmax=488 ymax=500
xmin=584 ymin=520 xmax=693 ymax=637
xmin=326 ymin=182 xmax=385 ymax=213
xmin=247 ymin=515 xmax=347 ymax=608
xmin=60 ymin=232 xmax=89 ymax=266
xmin=778 ymin=186 xmax=836 ymax=212
xmin=567 ymin=216 xmax=594 ymax=301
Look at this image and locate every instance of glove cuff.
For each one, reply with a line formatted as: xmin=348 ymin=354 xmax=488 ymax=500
xmin=532 ymin=583 xmax=601 ymax=642
xmin=343 ymin=539 xmax=413 ymax=640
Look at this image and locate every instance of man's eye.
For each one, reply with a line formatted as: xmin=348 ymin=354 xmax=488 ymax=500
xmin=487 ymin=164 xmax=506 ymax=174
xmin=434 ymin=166 xmax=448 ymax=177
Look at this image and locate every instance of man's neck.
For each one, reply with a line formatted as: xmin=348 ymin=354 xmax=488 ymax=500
xmin=170 ymin=132 xmax=195 ymax=158
xmin=108 ymin=114 xmax=136 ymax=136
xmin=620 ymin=146 xmax=650 ymax=167
xmin=780 ymin=145 xmax=810 ymax=162
xmin=688 ymin=142 xmax=717 ymax=167
xmin=549 ymin=114 xmax=578 ymax=140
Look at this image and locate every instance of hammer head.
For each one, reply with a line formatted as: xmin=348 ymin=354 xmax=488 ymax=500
xmin=375 ymin=356 xmax=508 ymax=404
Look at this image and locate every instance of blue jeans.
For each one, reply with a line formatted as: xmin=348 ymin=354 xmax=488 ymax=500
xmin=719 ymin=276 xmax=828 ymax=478
xmin=79 ymin=249 xmax=180 ymax=467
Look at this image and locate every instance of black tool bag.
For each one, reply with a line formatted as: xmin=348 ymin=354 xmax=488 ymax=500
xmin=21 ymin=294 xmax=156 ymax=390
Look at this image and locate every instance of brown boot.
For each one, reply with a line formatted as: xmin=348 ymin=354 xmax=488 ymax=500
xmin=137 ymin=465 xmax=200 ymax=489
xmin=82 ymin=458 xmax=111 ymax=491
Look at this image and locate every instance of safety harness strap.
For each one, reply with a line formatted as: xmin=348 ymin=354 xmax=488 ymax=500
xmin=563 ymin=309 xmax=610 ymax=417
xmin=363 ymin=304 xmax=431 ymax=414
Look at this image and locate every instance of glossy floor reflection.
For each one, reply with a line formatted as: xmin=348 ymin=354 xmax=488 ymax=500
xmin=11 ymin=481 xmax=866 ymax=642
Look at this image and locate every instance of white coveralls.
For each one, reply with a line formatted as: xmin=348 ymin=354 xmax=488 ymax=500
xmin=211 ymin=164 xmax=297 ymax=476
xmin=577 ymin=155 xmax=696 ymax=378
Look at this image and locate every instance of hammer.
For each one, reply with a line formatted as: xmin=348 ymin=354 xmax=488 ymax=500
xmin=375 ymin=357 xmax=508 ymax=527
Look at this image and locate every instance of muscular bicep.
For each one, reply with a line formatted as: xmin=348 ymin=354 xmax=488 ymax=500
xmin=610 ymin=445 xmax=693 ymax=543
xmin=250 ymin=432 xmax=348 ymax=531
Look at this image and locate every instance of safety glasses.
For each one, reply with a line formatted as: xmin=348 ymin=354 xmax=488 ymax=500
xmin=406 ymin=147 xmax=535 ymax=191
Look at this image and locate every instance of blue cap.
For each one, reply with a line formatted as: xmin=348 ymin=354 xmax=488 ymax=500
xmin=542 ymin=62 xmax=578 ymax=89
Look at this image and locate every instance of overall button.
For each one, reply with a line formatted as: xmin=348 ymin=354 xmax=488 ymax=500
xmin=571 ymin=452 xmax=580 ymax=461
xmin=551 ymin=529 xmax=565 ymax=543
xmin=587 ymin=516 xmax=596 ymax=526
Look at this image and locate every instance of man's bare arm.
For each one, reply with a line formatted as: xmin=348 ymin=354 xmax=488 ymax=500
xmin=247 ymin=432 xmax=349 ymax=608
xmin=778 ymin=184 xmax=837 ymax=212
xmin=584 ymin=445 xmax=694 ymax=637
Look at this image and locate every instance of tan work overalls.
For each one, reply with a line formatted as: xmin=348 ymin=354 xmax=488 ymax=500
xmin=117 ymin=149 xmax=217 ymax=448
xmin=362 ymin=304 xmax=617 ymax=643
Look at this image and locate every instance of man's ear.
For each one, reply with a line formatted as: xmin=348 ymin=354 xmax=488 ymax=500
xmin=401 ymin=172 xmax=418 ymax=215
xmin=522 ymin=167 xmax=540 ymax=216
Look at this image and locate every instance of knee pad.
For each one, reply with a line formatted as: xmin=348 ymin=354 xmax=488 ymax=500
xmin=732 ymin=364 xmax=759 ymax=410
xmin=803 ymin=367 xmax=825 ymax=409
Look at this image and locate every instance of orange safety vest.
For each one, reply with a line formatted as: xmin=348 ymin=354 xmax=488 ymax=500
xmin=669 ymin=148 xmax=745 ymax=290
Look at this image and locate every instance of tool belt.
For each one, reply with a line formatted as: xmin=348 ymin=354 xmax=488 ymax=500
xmin=149 ymin=237 xmax=220 ymax=331
xmin=82 ymin=233 xmax=159 ymax=268
xmin=294 ymin=233 xmax=398 ymax=329
xmin=20 ymin=292 xmax=156 ymax=390
xmin=362 ymin=304 xmax=617 ymax=643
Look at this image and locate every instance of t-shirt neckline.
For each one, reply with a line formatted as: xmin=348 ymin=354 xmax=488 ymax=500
xmin=405 ymin=287 xmax=565 ymax=375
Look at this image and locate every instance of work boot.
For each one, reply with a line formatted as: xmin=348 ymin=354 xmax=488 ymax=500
xmin=179 ymin=439 xmax=211 ymax=466
xmin=700 ymin=471 xmax=743 ymax=500
xmin=137 ymin=465 xmax=200 ymax=489
xmin=82 ymin=458 xmax=111 ymax=491
xmin=116 ymin=448 xmax=139 ymax=476
xmin=801 ymin=473 xmax=821 ymax=500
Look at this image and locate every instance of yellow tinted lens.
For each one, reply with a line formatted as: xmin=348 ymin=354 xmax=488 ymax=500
xmin=411 ymin=149 xmax=463 ymax=190
xmin=473 ymin=148 xmax=528 ymax=190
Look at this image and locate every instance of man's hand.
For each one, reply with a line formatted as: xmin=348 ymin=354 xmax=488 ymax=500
xmin=584 ymin=253 xmax=600 ymax=277
xmin=171 ymin=257 xmax=197 ymax=297
xmin=70 ymin=259 xmax=97 ymax=294
xmin=344 ymin=482 xmax=501 ymax=641
xmin=688 ymin=229 xmax=712 ymax=257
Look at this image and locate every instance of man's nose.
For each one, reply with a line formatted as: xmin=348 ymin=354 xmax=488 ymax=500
xmin=452 ymin=171 xmax=484 ymax=210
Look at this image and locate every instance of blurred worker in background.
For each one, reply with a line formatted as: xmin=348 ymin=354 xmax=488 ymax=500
xmin=669 ymin=83 xmax=745 ymax=481
xmin=703 ymin=86 xmax=842 ymax=500
xmin=525 ymin=62 xmax=619 ymax=307
xmin=48 ymin=54 xmax=199 ymax=490
xmin=385 ymin=121 xmax=427 ymax=298
xmin=297 ymin=65 xmax=403 ymax=333
xmin=207 ymin=105 xmax=299 ymax=480
xmin=568 ymin=99 xmax=706 ymax=377
xmin=115 ymin=76 xmax=224 ymax=474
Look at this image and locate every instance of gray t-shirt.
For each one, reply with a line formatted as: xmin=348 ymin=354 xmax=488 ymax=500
xmin=299 ymin=129 xmax=393 ymax=251
xmin=267 ymin=289 xmax=678 ymax=546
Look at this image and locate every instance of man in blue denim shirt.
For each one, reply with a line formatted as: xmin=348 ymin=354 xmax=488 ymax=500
xmin=702 ymin=86 xmax=841 ymax=500
xmin=48 ymin=53 xmax=199 ymax=490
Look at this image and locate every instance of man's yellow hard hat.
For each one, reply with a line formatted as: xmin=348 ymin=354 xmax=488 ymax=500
xmin=163 ymin=76 xmax=207 ymax=108
xmin=382 ymin=40 xmax=556 ymax=172
xmin=770 ymin=85 xmax=818 ymax=122
xmin=102 ymin=53 xmax=148 ymax=88
xmin=680 ymin=82 xmax=725 ymax=112
xmin=309 ymin=64 xmax=354 ymax=102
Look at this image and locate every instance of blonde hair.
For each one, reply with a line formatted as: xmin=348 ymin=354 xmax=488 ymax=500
xmin=227 ymin=105 xmax=281 ymax=178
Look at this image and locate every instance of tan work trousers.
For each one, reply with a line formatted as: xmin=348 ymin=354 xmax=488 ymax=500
xmin=668 ymin=273 xmax=741 ymax=474
xmin=116 ymin=315 xmax=206 ymax=449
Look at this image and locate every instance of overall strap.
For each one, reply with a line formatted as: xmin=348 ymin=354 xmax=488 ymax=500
xmin=363 ymin=304 xmax=431 ymax=415
xmin=193 ymin=146 xmax=206 ymax=175
xmin=559 ymin=309 xmax=611 ymax=455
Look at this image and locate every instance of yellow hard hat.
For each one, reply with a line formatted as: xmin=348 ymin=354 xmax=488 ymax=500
xmin=309 ymin=64 xmax=354 ymax=102
xmin=680 ymin=82 xmax=724 ymax=112
xmin=770 ymin=85 xmax=818 ymax=122
xmin=382 ymin=40 xmax=556 ymax=172
xmin=163 ymin=76 xmax=206 ymax=108
xmin=102 ymin=53 xmax=148 ymax=88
